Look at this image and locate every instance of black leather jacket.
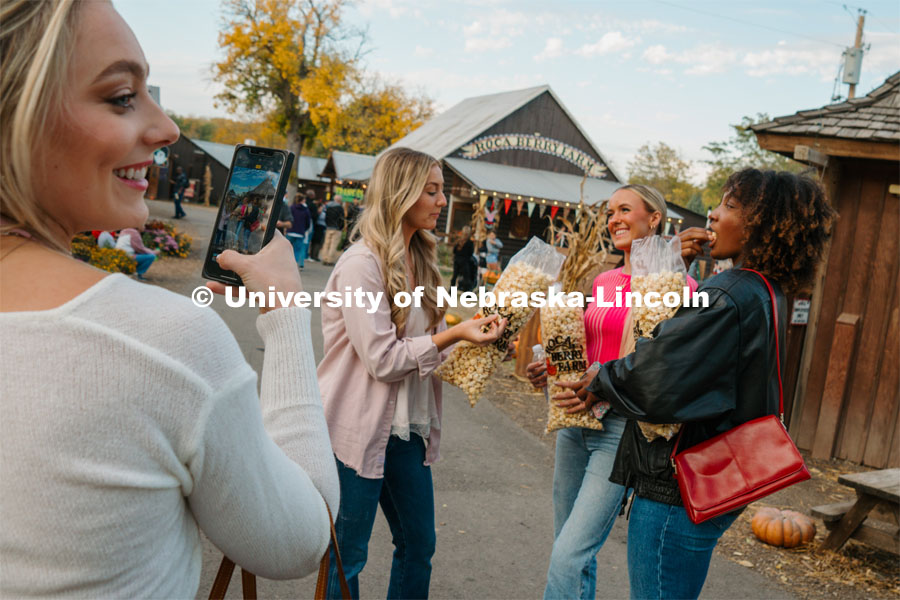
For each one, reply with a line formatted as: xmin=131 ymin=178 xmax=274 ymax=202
xmin=587 ymin=268 xmax=787 ymax=506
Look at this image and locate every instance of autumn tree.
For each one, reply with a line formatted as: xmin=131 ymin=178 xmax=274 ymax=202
xmin=214 ymin=0 xmax=362 ymax=197
xmin=627 ymin=141 xmax=699 ymax=209
xmin=701 ymin=114 xmax=803 ymax=206
xmin=315 ymin=77 xmax=434 ymax=155
xmin=167 ymin=112 xmax=287 ymax=147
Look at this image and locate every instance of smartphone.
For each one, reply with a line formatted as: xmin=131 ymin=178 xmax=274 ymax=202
xmin=202 ymin=145 xmax=295 ymax=285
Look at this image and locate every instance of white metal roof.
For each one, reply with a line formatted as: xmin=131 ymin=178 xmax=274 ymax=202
xmin=324 ymin=150 xmax=376 ymax=181
xmin=298 ymin=156 xmax=329 ymax=183
xmin=192 ymin=139 xmax=234 ymax=168
xmin=444 ymin=157 xmax=621 ymax=208
xmin=387 ymin=85 xmax=623 ymax=182
xmin=189 ymin=138 xmax=329 ymax=182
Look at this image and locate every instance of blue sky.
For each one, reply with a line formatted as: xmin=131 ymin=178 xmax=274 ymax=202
xmin=228 ymin=167 xmax=278 ymax=195
xmin=114 ymin=0 xmax=899 ymax=181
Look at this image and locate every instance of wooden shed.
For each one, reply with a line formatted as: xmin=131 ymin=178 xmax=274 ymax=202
xmin=751 ymin=71 xmax=900 ymax=468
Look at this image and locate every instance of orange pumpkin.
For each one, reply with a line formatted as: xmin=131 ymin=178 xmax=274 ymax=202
xmin=751 ymin=507 xmax=816 ymax=548
xmin=445 ymin=313 xmax=462 ymax=326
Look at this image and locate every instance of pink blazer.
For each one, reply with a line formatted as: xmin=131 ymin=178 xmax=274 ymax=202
xmin=317 ymin=242 xmax=449 ymax=479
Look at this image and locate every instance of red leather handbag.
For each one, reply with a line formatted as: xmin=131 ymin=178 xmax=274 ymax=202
xmin=670 ymin=269 xmax=810 ymax=524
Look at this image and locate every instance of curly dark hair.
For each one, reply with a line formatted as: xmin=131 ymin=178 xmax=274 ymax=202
xmin=723 ymin=168 xmax=837 ymax=294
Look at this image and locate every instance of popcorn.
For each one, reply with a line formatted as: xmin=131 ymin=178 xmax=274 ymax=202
xmin=541 ymin=289 xmax=602 ymax=433
xmin=631 ymin=270 xmax=686 ymax=339
xmin=627 ymin=235 xmax=692 ymax=442
xmin=437 ymin=262 xmax=556 ymax=406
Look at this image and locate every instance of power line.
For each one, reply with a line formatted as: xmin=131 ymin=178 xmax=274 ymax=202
xmin=652 ymin=0 xmax=846 ymax=48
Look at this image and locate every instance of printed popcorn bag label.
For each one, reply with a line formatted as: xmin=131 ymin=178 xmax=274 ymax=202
xmin=437 ymin=237 xmax=564 ymax=407
xmin=542 ymin=284 xmax=603 ymax=433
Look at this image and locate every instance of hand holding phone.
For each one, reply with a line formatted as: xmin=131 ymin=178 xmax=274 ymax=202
xmin=203 ymin=145 xmax=295 ymax=285
xmin=206 ymin=230 xmax=302 ymax=314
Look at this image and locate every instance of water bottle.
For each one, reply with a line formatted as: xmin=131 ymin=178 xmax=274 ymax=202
xmin=532 ymin=344 xmax=551 ymax=405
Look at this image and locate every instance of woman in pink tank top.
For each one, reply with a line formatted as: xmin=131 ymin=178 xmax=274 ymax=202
xmin=528 ymin=185 xmax=702 ymax=599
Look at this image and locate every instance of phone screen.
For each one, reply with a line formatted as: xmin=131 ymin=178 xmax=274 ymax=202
xmin=203 ymin=145 xmax=293 ymax=285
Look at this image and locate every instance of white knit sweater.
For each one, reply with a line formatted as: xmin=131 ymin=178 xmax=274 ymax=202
xmin=0 ymin=274 xmax=339 ymax=597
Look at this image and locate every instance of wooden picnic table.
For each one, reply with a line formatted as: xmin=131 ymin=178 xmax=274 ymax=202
xmin=815 ymin=468 xmax=899 ymax=554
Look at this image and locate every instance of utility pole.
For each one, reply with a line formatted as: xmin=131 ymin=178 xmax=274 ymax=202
xmin=847 ymin=11 xmax=865 ymax=99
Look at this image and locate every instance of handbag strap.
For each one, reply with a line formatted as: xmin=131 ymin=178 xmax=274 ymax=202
xmin=670 ymin=268 xmax=784 ymax=459
xmin=208 ymin=504 xmax=350 ymax=600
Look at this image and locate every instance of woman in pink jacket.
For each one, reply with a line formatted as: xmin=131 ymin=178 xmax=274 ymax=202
xmin=317 ymin=147 xmax=505 ymax=599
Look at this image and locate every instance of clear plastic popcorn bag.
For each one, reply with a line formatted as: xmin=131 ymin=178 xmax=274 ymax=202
xmin=629 ymin=235 xmax=688 ymax=441
xmin=541 ymin=284 xmax=602 ymax=433
xmin=437 ymin=237 xmax=564 ymax=406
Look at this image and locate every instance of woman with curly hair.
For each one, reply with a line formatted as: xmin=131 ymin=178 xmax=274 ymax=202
xmin=317 ymin=147 xmax=506 ymax=599
xmin=556 ymin=168 xmax=836 ymax=599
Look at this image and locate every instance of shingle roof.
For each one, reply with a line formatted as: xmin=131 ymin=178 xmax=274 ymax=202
xmin=750 ymin=71 xmax=900 ymax=143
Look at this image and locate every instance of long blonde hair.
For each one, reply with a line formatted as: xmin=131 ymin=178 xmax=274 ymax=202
xmin=354 ymin=147 xmax=445 ymax=334
xmin=0 ymin=0 xmax=85 ymax=250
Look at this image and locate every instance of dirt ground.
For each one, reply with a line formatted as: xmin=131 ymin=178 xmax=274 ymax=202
xmin=484 ymin=360 xmax=900 ymax=600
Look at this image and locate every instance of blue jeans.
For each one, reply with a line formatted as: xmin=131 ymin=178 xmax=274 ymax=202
xmin=627 ymin=496 xmax=740 ymax=599
xmin=544 ymin=414 xmax=627 ymax=600
xmin=327 ymin=436 xmax=435 ymax=600
xmin=134 ymin=253 xmax=155 ymax=277
xmin=287 ymin=233 xmax=308 ymax=267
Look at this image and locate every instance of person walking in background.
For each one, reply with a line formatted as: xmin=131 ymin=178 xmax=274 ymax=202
xmin=484 ymin=230 xmax=503 ymax=271
xmin=322 ymin=194 xmax=345 ymax=266
xmin=318 ymin=148 xmax=506 ymax=599
xmin=450 ymin=226 xmax=475 ymax=291
xmin=528 ymin=185 xmax=701 ymax=600
xmin=342 ymin=196 xmax=362 ymax=250
xmin=0 ymin=1 xmax=338 ymax=596
xmin=309 ymin=190 xmax=326 ymax=262
xmin=287 ymin=192 xmax=312 ymax=270
xmin=114 ymin=226 xmax=160 ymax=281
xmin=169 ymin=165 xmax=187 ymax=219
xmin=557 ymin=169 xmax=835 ymax=599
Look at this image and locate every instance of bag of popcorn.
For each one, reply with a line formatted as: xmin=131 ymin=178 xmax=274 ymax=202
xmin=629 ymin=235 xmax=687 ymax=441
xmin=541 ymin=284 xmax=603 ymax=433
xmin=437 ymin=237 xmax=564 ymax=406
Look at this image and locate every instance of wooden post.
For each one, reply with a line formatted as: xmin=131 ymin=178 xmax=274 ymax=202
xmin=812 ymin=312 xmax=861 ymax=459
xmin=848 ymin=13 xmax=865 ymax=99
xmin=514 ymin=310 xmax=541 ymax=381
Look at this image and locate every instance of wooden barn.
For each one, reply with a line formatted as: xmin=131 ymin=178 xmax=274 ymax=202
xmin=157 ymin=137 xmax=331 ymax=206
xmin=387 ymin=85 xmax=624 ymax=261
xmin=751 ymin=71 xmax=900 ymax=468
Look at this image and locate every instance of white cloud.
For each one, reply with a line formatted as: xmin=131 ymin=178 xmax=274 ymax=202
xmin=575 ymin=31 xmax=639 ymax=57
xmin=534 ymin=37 xmax=564 ymax=61
xmin=357 ymin=0 xmax=413 ymax=18
xmin=742 ymin=47 xmax=835 ymax=79
xmin=414 ymin=45 xmax=434 ymax=58
xmin=640 ymin=43 xmax=737 ymax=75
xmin=461 ymin=10 xmax=531 ymax=53
xmin=465 ymin=37 xmax=512 ymax=52
xmin=643 ymin=44 xmax=672 ymax=64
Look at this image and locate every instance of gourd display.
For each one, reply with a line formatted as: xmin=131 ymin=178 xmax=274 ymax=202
xmin=751 ymin=507 xmax=816 ymax=548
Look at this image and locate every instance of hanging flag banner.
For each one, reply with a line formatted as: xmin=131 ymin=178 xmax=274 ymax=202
xmin=516 ymin=200 xmax=524 ymax=215
xmin=527 ymin=202 xmax=536 ymax=217
xmin=550 ymin=206 xmax=559 ymax=220
xmin=562 ymin=208 xmax=571 ymax=221
xmin=504 ymin=197 xmax=512 ymax=214
xmin=539 ymin=204 xmax=547 ymax=218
